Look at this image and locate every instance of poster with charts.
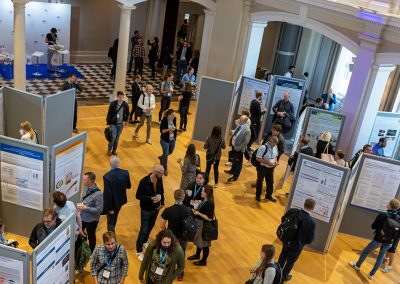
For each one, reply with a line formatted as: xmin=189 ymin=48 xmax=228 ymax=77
xmin=0 ymin=255 xmax=23 ymax=284
xmin=237 ymin=77 xmax=270 ymax=115
xmin=0 ymin=143 xmax=43 ymax=211
xmin=368 ymin=113 xmax=400 ymax=159
xmin=351 ymin=158 xmax=400 ymax=212
xmin=291 ymin=158 xmax=344 ymax=223
xmin=270 ymin=77 xmax=304 ymax=116
xmin=54 ymin=140 xmax=84 ymax=199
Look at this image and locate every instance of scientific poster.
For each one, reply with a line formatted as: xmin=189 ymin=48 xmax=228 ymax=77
xmin=291 ymin=158 xmax=344 ymax=223
xmin=270 ymin=77 xmax=304 ymax=116
xmin=54 ymin=140 xmax=84 ymax=199
xmin=290 ymin=110 xmax=306 ymax=156
xmin=237 ymin=77 xmax=270 ymax=115
xmin=368 ymin=113 xmax=400 ymax=159
xmin=0 ymin=255 xmax=23 ymax=284
xmin=35 ymin=225 xmax=71 ymax=284
xmin=0 ymin=143 xmax=43 ymax=210
xmin=351 ymin=158 xmax=400 ymax=212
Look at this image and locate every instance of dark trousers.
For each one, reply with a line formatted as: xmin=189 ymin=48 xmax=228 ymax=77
xmin=278 ymin=243 xmax=302 ymax=279
xmin=176 ymin=60 xmax=188 ymax=82
xmin=134 ymin=57 xmax=144 ymax=76
xmin=149 ymin=60 xmax=156 ymax=79
xmin=247 ymin=124 xmax=260 ymax=150
xmin=82 ymin=220 xmax=99 ymax=253
xmin=136 ymin=209 xmax=159 ymax=253
xmin=106 ymin=207 xmax=120 ymax=233
xmin=178 ymin=239 xmax=187 ymax=276
xmin=179 ymin=105 xmax=189 ymax=129
xmin=128 ymin=48 xmax=134 ymax=72
xmin=73 ymin=99 xmax=78 ymax=130
xmin=158 ymin=96 xmax=171 ymax=121
xmin=231 ymin=150 xmax=243 ymax=178
xmin=111 ymin=60 xmax=116 ymax=79
xmin=256 ymin=166 xmax=274 ymax=199
xmin=205 ymin=159 xmax=220 ymax=184
xmin=129 ymin=99 xmax=139 ymax=121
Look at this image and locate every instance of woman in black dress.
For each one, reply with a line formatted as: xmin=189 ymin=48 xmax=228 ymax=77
xmin=178 ymin=81 xmax=193 ymax=131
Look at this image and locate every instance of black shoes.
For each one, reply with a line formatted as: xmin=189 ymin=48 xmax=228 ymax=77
xmin=193 ymin=260 xmax=207 ymax=266
xmin=187 ymin=254 xmax=200 ymax=261
xmin=283 ymin=275 xmax=292 ymax=281
xmin=224 ymin=170 xmax=233 ymax=174
xmin=256 ymin=197 xmax=261 ymax=202
xmin=227 ymin=176 xmax=238 ymax=182
xmin=265 ymin=197 xmax=277 ymax=203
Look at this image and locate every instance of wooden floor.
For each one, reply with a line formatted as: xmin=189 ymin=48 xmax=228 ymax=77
xmin=8 ymin=101 xmax=399 ymax=283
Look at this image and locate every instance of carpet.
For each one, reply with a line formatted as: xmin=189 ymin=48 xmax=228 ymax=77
xmin=0 ymin=64 xmax=84 ymax=80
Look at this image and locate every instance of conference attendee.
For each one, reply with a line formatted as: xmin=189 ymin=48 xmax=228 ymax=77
xmin=255 ymin=136 xmax=279 ymax=202
xmin=147 ymin=37 xmax=159 ymax=80
xmin=262 ymin=124 xmax=285 ymax=161
xmin=187 ymin=185 xmax=215 ymax=266
xmin=103 ymin=155 xmax=131 ymax=233
xmin=159 ymin=109 xmax=177 ymax=176
xmin=52 ymin=191 xmax=82 ymax=237
xmin=272 ymin=92 xmax=295 ymax=133
xmin=178 ymin=144 xmax=198 ymax=190
xmin=189 ymin=49 xmax=200 ymax=76
xmin=321 ymin=88 xmax=337 ymax=111
xmin=335 ymin=150 xmax=348 ymax=167
xmin=371 ymin=137 xmax=387 ymax=157
xmin=160 ymin=189 xmax=192 ymax=280
xmin=349 ymin=198 xmax=400 ymax=280
xmin=176 ymin=41 xmax=192 ymax=83
xmin=204 ymin=126 xmax=226 ymax=188
xmin=178 ymin=81 xmax=193 ymax=131
xmin=161 ymin=46 xmax=173 ymax=77
xmin=90 ymin=231 xmax=129 ymax=284
xmin=110 ymin=38 xmax=118 ymax=80
xmin=29 ymin=208 xmax=62 ymax=249
xmin=381 ymin=209 xmax=400 ymax=273
xmin=158 ymin=74 xmax=174 ymax=123
xmin=278 ymin=198 xmax=316 ymax=282
xmin=60 ymin=73 xmax=83 ymax=133
xmin=134 ymin=84 xmax=156 ymax=145
xmin=133 ymin=37 xmax=145 ymax=77
xmin=106 ymin=91 xmax=129 ymax=156
xmin=135 ymin=165 xmax=165 ymax=261
xmin=226 ymin=115 xmax=251 ymax=183
xmin=299 ymin=97 xmax=324 ymax=116
xmin=180 ymin=66 xmax=196 ymax=86
xmin=19 ymin=121 xmax=38 ymax=144
xmin=45 ymin=27 xmax=58 ymax=71
xmin=77 ymin=172 xmax=103 ymax=253
xmin=289 ymin=136 xmax=314 ymax=172
xmin=265 ymin=72 xmax=274 ymax=82
xmin=349 ymin=144 xmax=372 ymax=168
xmin=0 ymin=219 xmax=5 ymax=245
xmin=128 ymin=30 xmax=140 ymax=74
xmin=184 ymin=172 xmax=206 ymax=208
xmin=248 ymin=91 xmax=267 ymax=151
xmin=178 ymin=19 xmax=189 ymax=38
xmin=129 ymin=74 xmax=143 ymax=124
xmin=315 ymin=131 xmax=335 ymax=159
xmin=139 ymin=229 xmax=185 ymax=283
xmin=248 ymin=244 xmax=278 ymax=284
xmin=284 ymin=65 xmax=295 ymax=78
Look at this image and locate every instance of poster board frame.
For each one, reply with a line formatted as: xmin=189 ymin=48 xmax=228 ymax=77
xmin=0 ymin=87 xmax=4 ymax=136
xmin=0 ymin=244 xmax=30 ymax=284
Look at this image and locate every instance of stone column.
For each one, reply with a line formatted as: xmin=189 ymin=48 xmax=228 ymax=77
xmin=242 ymin=22 xmax=267 ymax=77
xmin=112 ymin=2 xmax=136 ymax=101
xmin=13 ymin=0 xmax=29 ymax=91
xmin=150 ymin=0 xmax=162 ymax=38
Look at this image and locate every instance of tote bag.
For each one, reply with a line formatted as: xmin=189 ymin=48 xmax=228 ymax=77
xmin=320 ymin=143 xmax=335 ymax=163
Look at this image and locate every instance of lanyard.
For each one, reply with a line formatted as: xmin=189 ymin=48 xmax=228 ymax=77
xmin=159 ymin=249 xmax=168 ymax=264
xmin=197 ymin=199 xmax=206 ymax=210
xmin=105 ymin=250 xmax=116 ymax=267
xmin=192 ymin=185 xmax=202 ymax=200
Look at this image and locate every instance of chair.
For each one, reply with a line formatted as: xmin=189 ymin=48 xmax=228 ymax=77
xmin=32 ymin=51 xmax=44 ymax=76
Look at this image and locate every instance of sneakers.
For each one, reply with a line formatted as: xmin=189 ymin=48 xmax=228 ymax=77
xmin=348 ymin=261 xmax=360 ymax=271
xmin=214 ymin=183 xmax=219 ymax=188
xmin=368 ymin=274 xmax=374 ymax=280
xmin=225 ymin=161 xmax=232 ymax=166
xmin=137 ymin=252 xmax=144 ymax=261
xmin=143 ymin=242 xmax=149 ymax=249
xmin=133 ymin=132 xmax=139 ymax=138
xmin=146 ymin=139 xmax=152 ymax=145
xmin=381 ymin=266 xmax=392 ymax=273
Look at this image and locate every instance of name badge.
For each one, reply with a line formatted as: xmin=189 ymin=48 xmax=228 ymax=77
xmin=155 ymin=267 xmax=164 ymax=275
xmin=117 ymin=114 xmax=120 ymax=119
xmin=103 ymin=269 xmax=110 ymax=279
xmin=190 ymin=200 xmax=195 ymax=206
xmin=270 ymin=159 xmax=275 ymax=164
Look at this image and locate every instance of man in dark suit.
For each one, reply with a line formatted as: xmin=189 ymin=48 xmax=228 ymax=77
xmin=248 ymin=91 xmax=267 ymax=151
xmin=176 ymin=41 xmax=192 ymax=83
xmin=60 ymin=73 xmax=82 ymax=133
xmin=103 ymin=155 xmax=131 ymax=233
xmin=106 ymin=91 xmax=129 ymax=156
xmin=278 ymin=198 xmax=316 ymax=281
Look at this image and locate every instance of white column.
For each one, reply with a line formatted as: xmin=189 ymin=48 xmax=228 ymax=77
xmin=196 ymin=9 xmax=216 ymax=83
xmin=242 ymin=22 xmax=267 ymax=77
xmin=113 ymin=3 xmax=136 ymax=101
xmin=144 ymin=0 xmax=154 ymax=43
xmin=13 ymin=0 xmax=29 ymax=91
xmin=150 ymin=0 xmax=161 ymax=38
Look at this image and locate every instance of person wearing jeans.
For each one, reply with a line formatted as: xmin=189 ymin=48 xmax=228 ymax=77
xmin=178 ymin=82 xmax=192 ymax=131
xmin=159 ymin=109 xmax=177 ymax=176
xmin=135 ymin=165 xmax=165 ymax=261
xmin=204 ymin=126 xmax=226 ymax=187
xmin=158 ymin=74 xmax=174 ymax=122
xmin=134 ymin=85 xmax=156 ymax=144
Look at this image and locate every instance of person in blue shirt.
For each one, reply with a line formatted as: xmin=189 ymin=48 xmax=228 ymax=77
xmin=371 ymin=137 xmax=386 ymax=157
xmin=321 ymin=88 xmax=337 ymax=111
xmin=181 ymin=67 xmax=196 ymax=86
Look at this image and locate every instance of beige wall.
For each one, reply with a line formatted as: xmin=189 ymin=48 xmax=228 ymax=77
xmin=257 ymin=22 xmax=281 ymax=71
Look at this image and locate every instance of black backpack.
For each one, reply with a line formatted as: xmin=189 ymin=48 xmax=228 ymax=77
xmin=182 ymin=215 xmax=198 ymax=242
xmin=379 ymin=214 xmax=400 ymax=244
xmin=277 ymin=209 xmax=301 ymax=243
xmin=251 ymin=145 xmax=268 ymax=167
xmin=265 ymin=263 xmax=283 ymax=284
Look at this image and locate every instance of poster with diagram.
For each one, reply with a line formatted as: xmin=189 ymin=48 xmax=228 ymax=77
xmin=0 ymin=255 xmax=23 ymax=284
xmin=237 ymin=77 xmax=270 ymax=115
xmin=270 ymin=77 xmax=304 ymax=116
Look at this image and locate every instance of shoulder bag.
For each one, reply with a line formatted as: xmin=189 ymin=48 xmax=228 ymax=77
xmin=202 ymin=212 xmax=218 ymax=241
xmin=135 ymin=94 xmax=145 ymax=117
xmin=320 ymin=143 xmax=335 ymax=163
xmin=206 ymin=139 xmax=222 ymax=164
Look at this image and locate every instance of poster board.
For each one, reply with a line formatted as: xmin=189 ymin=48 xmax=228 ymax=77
xmin=51 ymin=132 xmax=87 ymax=204
xmin=0 ymin=136 xmax=49 ymax=237
xmin=286 ymin=154 xmax=350 ymax=253
xmin=237 ymin=76 xmax=270 ymax=115
xmin=0 ymin=244 xmax=30 ymax=284
xmin=32 ymin=213 xmax=75 ymax=284
xmin=368 ymin=112 xmax=400 ymax=159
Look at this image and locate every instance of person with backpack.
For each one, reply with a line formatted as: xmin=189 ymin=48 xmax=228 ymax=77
xmin=349 ymin=198 xmax=400 ymax=280
xmin=381 ymin=208 xmax=400 ymax=273
xmin=255 ymin=136 xmax=279 ymax=202
xmin=277 ymin=198 xmax=316 ymax=282
xmin=247 ymin=244 xmax=282 ymax=284
xmin=160 ymin=189 xmax=193 ymax=281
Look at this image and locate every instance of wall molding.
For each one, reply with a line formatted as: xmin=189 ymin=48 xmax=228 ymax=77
xmin=70 ymin=51 xmax=110 ymax=64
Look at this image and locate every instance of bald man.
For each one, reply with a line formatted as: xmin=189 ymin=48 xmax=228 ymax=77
xmin=134 ymin=84 xmax=156 ymax=144
xmin=272 ymin=92 xmax=295 ymax=133
xmin=135 ymin=164 xmax=165 ymax=261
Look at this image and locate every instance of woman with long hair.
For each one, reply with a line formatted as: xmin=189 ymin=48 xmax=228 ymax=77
xmin=178 ymin=81 xmax=192 ymax=131
xmin=20 ymin=121 xmax=38 ymax=144
xmin=204 ymin=126 xmax=226 ymax=188
xmin=248 ymin=244 xmax=277 ymax=284
xmin=159 ymin=109 xmax=177 ymax=176
xmin=178 ymin=143 xmax=198 ymax=190
xmin=315 ymin=131 xmax=335 ymax=159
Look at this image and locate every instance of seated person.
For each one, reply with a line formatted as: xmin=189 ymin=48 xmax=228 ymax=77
xmin=272 ymin=92 xmax=295 ymax=133
xmin=0 ymin=219 xmax=18 ymax=247
xmin=29 ymin=208 xmax=62 ymax=249
xmin=20 ymin=121 xmax=38 ymax=144
xmin=299 ymin=98 xmax=324 ymax=116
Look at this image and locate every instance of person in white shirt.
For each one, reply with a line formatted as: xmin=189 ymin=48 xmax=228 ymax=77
xmin=283 ymin=65 xmax=295 ymax=78
xmin=248 ymin=244 xmax=278 ymax=284
xmin=20 ymin=121 xmax=38 ymax=144
xmin=134 ymin=84 xmax=156 ymax=144
xmin=255 ymin=136 xmax=279 ymax=202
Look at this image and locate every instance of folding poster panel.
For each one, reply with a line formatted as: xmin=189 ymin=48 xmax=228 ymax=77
xmin=0 ymin=245 xmax=30 ymax=284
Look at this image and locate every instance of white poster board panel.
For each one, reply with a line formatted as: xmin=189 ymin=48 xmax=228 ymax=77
xmin=0 ymin=255 xmax=23 ymax=284
xmin=0 ymin=143 xmax=44 ymax=211
xmin=368 ymin=112 xmax=400 ymax=159
xmin=237 ymin=77 xmax=270 ymax=115
xmin=290 ymin=158 xmax=344 ymax=223
xmin=290 ymin=110 xmax=307 ymax=156
xmin=270 ymin=77 xmax=305 ymax=116
xmin=351 ymin=157 xmax=400 ymax=212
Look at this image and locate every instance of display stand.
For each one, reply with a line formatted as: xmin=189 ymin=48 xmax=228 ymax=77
xmin=0 ymin=244 xmax=30 ymax=284
xmin=339 ymin=154 xmax=400 ymax=239
xmin=286 ymin=154 xmax=350 ymax=253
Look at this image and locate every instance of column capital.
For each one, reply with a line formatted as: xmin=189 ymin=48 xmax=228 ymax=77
xmin=204 ymin=9 xmax=216 ymax=17
xmin=12 ymin=0 xmax=29 ymax=5
xmin=248 ymin=21 xmax=267 ymax=29
xmin=116 ymin=0 xmax=137 ymax=10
